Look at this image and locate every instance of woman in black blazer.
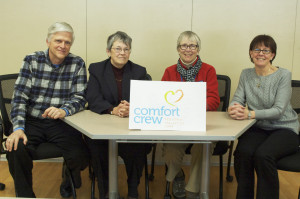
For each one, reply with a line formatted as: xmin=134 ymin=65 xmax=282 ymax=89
xmin=86 ymin=31 xmax=151 ymax=199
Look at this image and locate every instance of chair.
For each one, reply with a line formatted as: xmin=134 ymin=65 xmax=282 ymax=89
xmin=276 ymin=80 xmax=300 ymax=199
xmin=163 ymin=74 xmax=231 ymax=199
xmin=0 ymin=73 xmax=77 ymax=198
xmin=0 ymin=118 xmax=6 ymax=191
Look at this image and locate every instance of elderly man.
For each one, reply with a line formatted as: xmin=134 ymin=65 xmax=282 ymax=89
xmin=6 ymin=22 xmax=89 ymax=198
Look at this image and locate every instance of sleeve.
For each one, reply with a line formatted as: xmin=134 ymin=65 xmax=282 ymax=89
xmin=206 ymin=67 xmax=220 ymax=111
xmin=255 ymin=71 xmax=292 ymax=120
xmin=11 ymin=58 xmax=32 ymax=131
xmin=86 ymin=65 xmax=113 ymax=114
xmin=161 ymin=67 xmax=171 ymax=81
xmin=60 ymin=61 xmax=87 ymax=115
xmin=230 ymin=70 xmax=247 ymax=107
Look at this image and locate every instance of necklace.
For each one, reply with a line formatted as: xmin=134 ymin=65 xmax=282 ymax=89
xmin=255 ymin=66 xmax=272 ymax=88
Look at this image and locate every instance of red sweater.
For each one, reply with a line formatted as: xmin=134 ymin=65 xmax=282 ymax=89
xmin=161 ymin=62 xmax=220 ymax=111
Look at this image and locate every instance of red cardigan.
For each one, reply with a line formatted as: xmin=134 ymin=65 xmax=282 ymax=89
xmin=161 ymin=62 xmax=220 ymax=111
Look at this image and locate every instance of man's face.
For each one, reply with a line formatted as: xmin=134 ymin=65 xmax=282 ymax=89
xmin=47 ymin=31 xmax=72 ymax=65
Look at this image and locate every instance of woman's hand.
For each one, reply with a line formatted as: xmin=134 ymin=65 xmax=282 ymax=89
xmin=111 ymin=100 xmax=130 ymax=118
xmin=228 ymin=103 xmax=248 ymax=120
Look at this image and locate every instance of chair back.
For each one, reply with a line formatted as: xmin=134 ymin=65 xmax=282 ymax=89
xmin=291 ymin=80 xmax=300 ymax=133
xmin=145 ymin=73 xmax=152 ymax=81
xmin=216 ymin=75 xmax=231 ymax=112
xmin=277 ymin=80 xmax=300 ymax=172
xmin=0 ymin=74 xmax=18 ymax=137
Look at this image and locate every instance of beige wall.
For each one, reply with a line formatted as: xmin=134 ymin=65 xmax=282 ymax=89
xmin=0 ymin=0 xmax=299 ymax=165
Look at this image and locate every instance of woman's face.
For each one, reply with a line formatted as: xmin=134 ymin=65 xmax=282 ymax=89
xmin=107 ymin=40 xmax=131 ymax=69
xmin=249 ymin=44 xmax=275 ymax=68
xmin=177 ymin=37 xmax=199 ymax=64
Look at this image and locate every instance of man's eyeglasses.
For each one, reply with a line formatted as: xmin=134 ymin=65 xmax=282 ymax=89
xmin=179 ymin=44 xmax=198 ymax=50
xmin=253 ymin=49 xmax=271 ymax=54
xmin=111 ymin=47 xmax=131 ymax=54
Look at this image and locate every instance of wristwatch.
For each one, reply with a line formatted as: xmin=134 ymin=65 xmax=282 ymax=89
xmin=248 ymin=111 xmax=252 ymax=120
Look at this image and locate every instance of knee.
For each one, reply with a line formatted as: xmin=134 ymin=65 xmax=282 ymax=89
xmin=253 ymin=149 xmax=273 ymax=167
xmin=7 ymin=140 xmax=27 ymax=157
xmin=163 ymin=144 xmax=185 ymax=163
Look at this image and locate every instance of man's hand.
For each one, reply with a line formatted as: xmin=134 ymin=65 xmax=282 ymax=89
xmin=6 ymin=129 xmax=27 ymax=152
xmin=42 ymin=107 xmax=66 ymax=119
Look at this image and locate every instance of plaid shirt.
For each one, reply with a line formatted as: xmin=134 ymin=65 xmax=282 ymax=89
xmin=11 ymin=49 xmax=87 ymax=131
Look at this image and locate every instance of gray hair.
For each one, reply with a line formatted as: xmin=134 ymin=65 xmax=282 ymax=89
xmin=177 ymin=31 xmax=201 ymax=51
xmin=47 ymin=22 xmax=75 ymax=44
xmin=107 ymin=31 xmax=132 ymax=50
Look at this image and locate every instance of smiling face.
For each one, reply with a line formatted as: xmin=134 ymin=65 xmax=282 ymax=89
xmin=47 ymin=31 xmax=72 ymax=65
xmin=177 ymin=36 xmax=199 ymax=64
xmin=107 ymin=40 xmax=131 ymax=69
xmin=249 ymin=44 xmax=275 ymax=68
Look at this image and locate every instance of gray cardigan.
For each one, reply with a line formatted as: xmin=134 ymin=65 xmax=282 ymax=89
xmin=230 ymin=67 xmax=299 ymax=134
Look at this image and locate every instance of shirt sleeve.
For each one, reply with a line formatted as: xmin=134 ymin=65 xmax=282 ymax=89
xmin=11 ymin=58 xmax=32 ymax=131
xmin=60 ymin=61 xmax=87 ymax=115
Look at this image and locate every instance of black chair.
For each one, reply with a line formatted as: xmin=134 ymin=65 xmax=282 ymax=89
xmin=276 ymin=80 xmax=300 ymax=199
xmin=0 ymin=73 xmax=77 ymax=198
xmin=0 ymin=118 xmax=6 ymax=191
xmin=164 ymin=74 xmax=232 ymax=199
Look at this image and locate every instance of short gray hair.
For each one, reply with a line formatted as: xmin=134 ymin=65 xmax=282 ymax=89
xmin=177 ymin=31 xmax=201 ymax=51
xmin=107 ymin=31 xmax=132 ymax=50
xmin=47 ymin=22 xmax=75 ymax=44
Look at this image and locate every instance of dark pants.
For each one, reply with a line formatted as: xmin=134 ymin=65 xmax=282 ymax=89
xmin=6 ymin=116 xmax=89 ymax=198
xmin=86 ymin=137 xmax=151 ymax=198
xmin=234 ymin=126 xmax=299 ymax=199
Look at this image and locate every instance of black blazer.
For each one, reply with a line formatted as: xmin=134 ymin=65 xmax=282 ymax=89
xmin=86 ymin=58 xmax=147 ymax=114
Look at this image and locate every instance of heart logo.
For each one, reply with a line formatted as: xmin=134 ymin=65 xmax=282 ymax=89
xmin=164 ymin=89 xmax=184 ymax=106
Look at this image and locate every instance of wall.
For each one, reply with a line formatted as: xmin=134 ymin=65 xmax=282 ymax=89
xmin=0 ymin=0 xmax=299 ymax=165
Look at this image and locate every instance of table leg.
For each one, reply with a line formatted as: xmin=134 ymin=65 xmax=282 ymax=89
xmin=200 ymin=143 xmax=211 ymax=199
xmin=109 ymin=140 xmax=118 ymax=199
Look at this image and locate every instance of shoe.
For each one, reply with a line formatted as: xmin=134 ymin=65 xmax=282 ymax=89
xmin=60 ymin=182 xmax=72 ymax=198
xmin=185 ymin=190 xmax=200 ymax=199
xmin=127 ymin=196 xmax=138 ymax=199
xmin=172 ymin=169 xmax=186 ymax=199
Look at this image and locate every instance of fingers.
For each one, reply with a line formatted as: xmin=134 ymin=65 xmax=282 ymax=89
xmin=5 ymin=130 xmax=27 ymax=152
xmin=42 ymin=107 xmax=66 ymax=119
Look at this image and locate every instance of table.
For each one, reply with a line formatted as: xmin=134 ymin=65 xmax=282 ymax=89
xmin=63 ymin=110 xmax=255 ymax=199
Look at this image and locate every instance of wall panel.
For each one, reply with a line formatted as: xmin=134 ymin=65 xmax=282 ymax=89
xmin=193 ymin=0 xmax=297 ymax=98
xmin=0 ymin=0 xmax=86 ymax=75
xmin=86 ymin=0 xmax=193 ymax=80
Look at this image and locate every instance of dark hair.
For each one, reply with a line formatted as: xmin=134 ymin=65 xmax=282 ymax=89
xmin=249 ymin=35 xmax=277 ymax=63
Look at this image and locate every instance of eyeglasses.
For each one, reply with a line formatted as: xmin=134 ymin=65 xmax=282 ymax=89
xmin=111 ymin=47 xmax=131 ymax=54
xmin=179 ymin=44 xmax=198 ymax=50
xmin=253 ymin=49 xmax=271 ymax=54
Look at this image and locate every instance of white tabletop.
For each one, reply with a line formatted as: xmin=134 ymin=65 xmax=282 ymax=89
xmin=63 ymin=110 xmax=256 ymax=141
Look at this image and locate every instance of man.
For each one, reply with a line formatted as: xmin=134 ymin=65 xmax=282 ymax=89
xmin=6 ymin=22 xmax=89 ymax=198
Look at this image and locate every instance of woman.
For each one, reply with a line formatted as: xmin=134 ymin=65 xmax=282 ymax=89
xmin=228 ymin=34 xmax=299 ymax=199
xmin=161 ymin=31 xmax=220 ymax=199
xmin=86 ymin=31 xmax=151 ymax=199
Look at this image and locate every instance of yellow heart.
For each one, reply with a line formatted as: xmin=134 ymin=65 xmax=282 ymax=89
xmin=164 ymin=89 xmax=184 ymax=106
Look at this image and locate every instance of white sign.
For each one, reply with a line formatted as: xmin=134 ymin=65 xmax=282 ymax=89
xmin=129 ymin=80 xmax=206 ymax=131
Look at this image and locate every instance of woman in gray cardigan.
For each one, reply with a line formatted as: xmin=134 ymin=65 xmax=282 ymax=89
xmin=228 ymin=35 xmax=299 ymax=199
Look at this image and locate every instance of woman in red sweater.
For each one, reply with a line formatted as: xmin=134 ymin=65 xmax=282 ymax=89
xmin=162 ymin=31 xmax=220 ymax=199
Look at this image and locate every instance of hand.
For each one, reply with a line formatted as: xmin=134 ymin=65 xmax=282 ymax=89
xmin=42 ymin=107 xmax=66 ymax=119
xmin=118 ymin=100 xmax=130 ymax=117
xmin=5 ymin=129 xmax=27 ymax=152
xmin=228 ymin=103 xmax=248 ymax=120
xmin=111 ymin=100 xmax=130 ymax=118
